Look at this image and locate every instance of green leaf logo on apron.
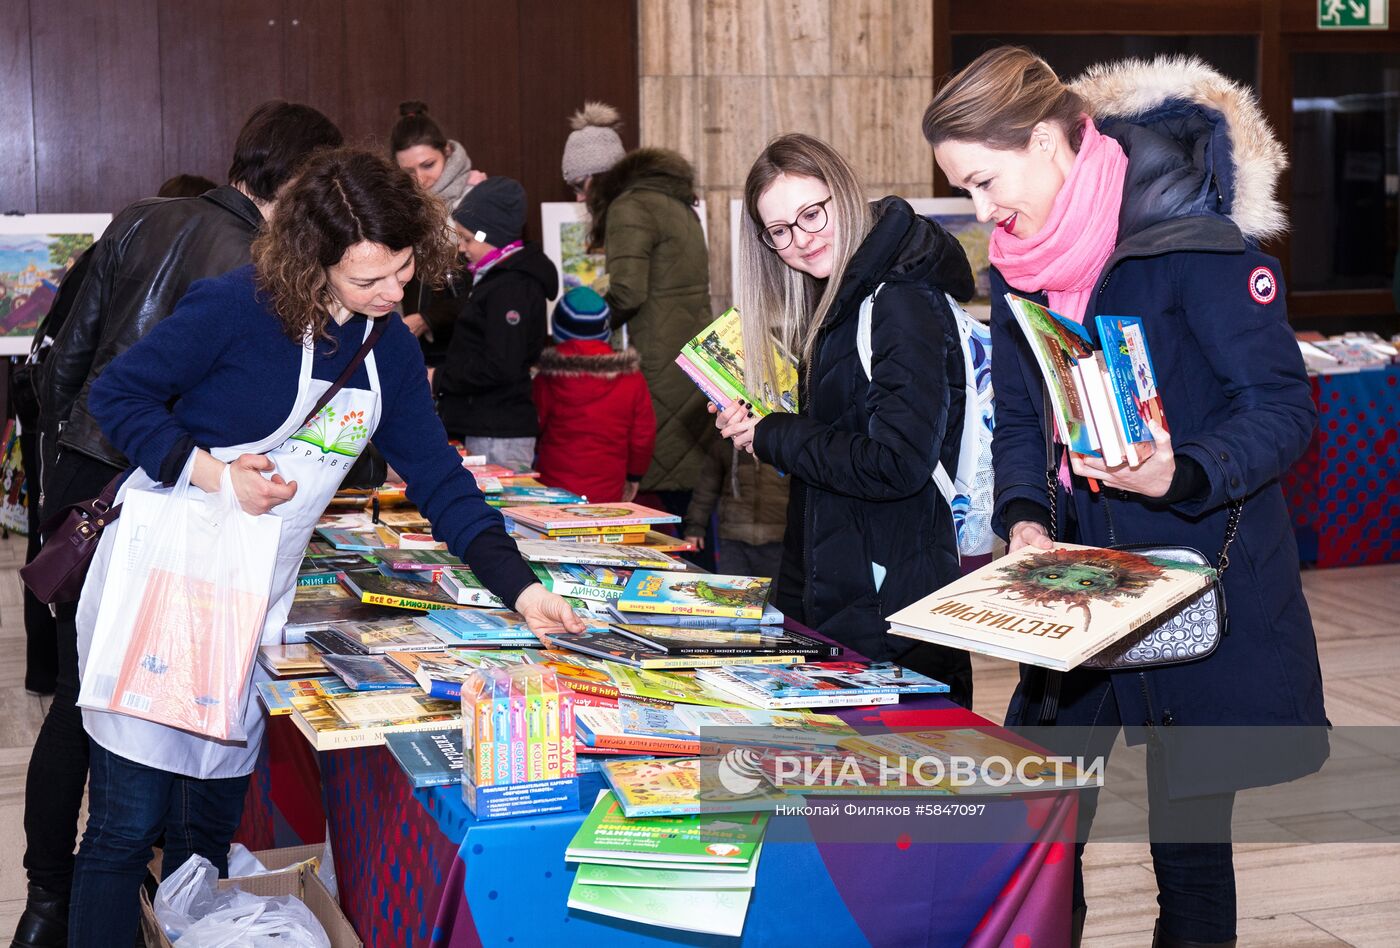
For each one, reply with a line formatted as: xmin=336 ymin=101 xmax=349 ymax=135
xmin=290 ymin=405 xmax=370 ymax=457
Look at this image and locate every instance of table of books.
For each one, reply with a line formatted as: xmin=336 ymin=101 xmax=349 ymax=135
xmin=1280 ymin=364 xmax=1400 ymax=567
xmin=307 ymin=694 xmax=1076 ymax=946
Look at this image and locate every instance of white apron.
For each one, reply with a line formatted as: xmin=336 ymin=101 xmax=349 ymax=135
xmin=76 ymin=320 xmax=383 ymax=779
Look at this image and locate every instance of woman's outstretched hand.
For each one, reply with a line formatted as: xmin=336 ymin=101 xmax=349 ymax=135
xmin=1071 ymin=420 xmax=1176 ymax=498
xmin=515 ymin=583 xmax=587 ymax=639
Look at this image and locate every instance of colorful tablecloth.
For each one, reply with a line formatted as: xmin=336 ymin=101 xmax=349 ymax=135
xmin=313 ymin=697 xmax=1075 ymax=948
xmin=1281 ymin=366 xmax=1400 ymax=567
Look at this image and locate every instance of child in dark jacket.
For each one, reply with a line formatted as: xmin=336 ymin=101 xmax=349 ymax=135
xmin=533 ymin=288 xmax=655 ymax=502
xmin=432 ymin=176 xmax=557 ymax=468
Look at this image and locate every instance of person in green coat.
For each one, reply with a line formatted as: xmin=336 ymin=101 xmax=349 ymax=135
xmin=573 ymin=114 xmax=715 ymax=512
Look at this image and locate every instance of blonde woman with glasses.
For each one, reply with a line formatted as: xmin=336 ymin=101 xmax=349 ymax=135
xmin=712 ymin=133 xmax=976 ymax=706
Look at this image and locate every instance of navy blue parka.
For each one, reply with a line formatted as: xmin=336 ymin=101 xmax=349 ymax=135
xmin=991 ymin=60 xmax=1330 ymax=796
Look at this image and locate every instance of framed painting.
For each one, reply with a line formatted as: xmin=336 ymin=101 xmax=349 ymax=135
xmin=0 ymin=214 xmax=112 ymax=355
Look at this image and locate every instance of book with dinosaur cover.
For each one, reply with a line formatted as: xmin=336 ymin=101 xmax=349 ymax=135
xmin=339 ymin=569 xmax=465 ymax=611
xmin=618 ymin=572 xmax=772 ymax=620
xmin=886 ymin=542 xmax=1215 ymax=671
xmin=675 ymin=307 xmax=798 ymax=417
xmin=529 ymin=562 xmax=630 ymax=603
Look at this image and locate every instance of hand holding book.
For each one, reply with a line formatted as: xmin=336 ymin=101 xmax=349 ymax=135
xmin=1069 ymin=419 xmax=1175 ymax=498
xmin=711 ymin=401 xmax=759 ymax=455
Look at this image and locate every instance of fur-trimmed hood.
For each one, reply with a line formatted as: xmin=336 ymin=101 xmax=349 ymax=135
xmin=1071 ymin=55 xmax=1287 ymax=242
xmin=585 ymin=147 xmax=698 ymax=247
xmin=536 ymin=343 xmax=641 ymax=378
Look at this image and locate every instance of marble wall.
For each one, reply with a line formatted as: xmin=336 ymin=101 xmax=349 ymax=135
xmin=638 ymin=0 xmax=937 ymax=307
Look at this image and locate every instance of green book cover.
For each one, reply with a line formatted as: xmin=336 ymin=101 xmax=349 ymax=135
xmin=608 ymin=666 xmax=741 ymax=709
xmin=567 ymin=876 xmax=751 ymax=938
xmin=565 ymin=790 xmax=767 ymax=865
xmin=573 ymin=850 xmax=759 ymax=888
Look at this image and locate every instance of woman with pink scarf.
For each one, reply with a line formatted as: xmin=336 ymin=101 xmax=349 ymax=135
xmin=925 ymin=48 xmax=1328 ymax=948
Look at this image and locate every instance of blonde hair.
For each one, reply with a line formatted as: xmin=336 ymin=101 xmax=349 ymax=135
xmin=922 ymin=46 xmax=1086 ymax=151
xmin=737 ymin=134 xmax=873 ymax=402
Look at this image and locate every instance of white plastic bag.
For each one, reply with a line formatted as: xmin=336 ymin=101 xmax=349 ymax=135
xmin=226 ymin=843 xmax=269 ymax=877
xmin=154 ymin=854 xmax=331 ymax=948
xmin=176 ymin=894 xmax=331 ymax=948
xmin=78 ymin=454 xmax=282 ymax=740
xmin=154 ymin=853 xmax=224 ymax=940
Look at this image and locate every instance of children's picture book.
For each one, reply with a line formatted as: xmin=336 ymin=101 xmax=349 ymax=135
xmin=601 ymin=757 xmax=791 ymax=817
xmin=383 ymin=730 xmax=464 ymax=788
xmin=1095 ymin=314 xmax=1166 ymax=465
xmin=638 ymin=530 xmax=700 ymax=553
xmin=886 ymin=542 xmax=1216 ymax=671
xmin=514 ymin=539 xmax=685 ymax=571
xmin=288 ymin=692 xmax=461 ymax=751
xmin=618 ymin=572 xmax=772 ymax=620
xmin=315 ymin=525 xmax=393 ymax=552
xmin=574 ymin=706 xmax=711 ymax=755
xmin=380 ymin=549 xmax=462 ymax=572
xmin=606 ymin=602 xmax=785 ymax=630
xmin=612 ymin=624 xmax=841 ymax=659
xmin=435 ymin=566 xmax=508 ymax=608
xmin=321 ymin=653 xmax=418 ymax=691
xmin=487 ymin=485 xmax=585 ymax=507
xmin=255 ymin=676 xmax=351 ymax=715
xmin=1005 ymin=294 xmax=1097 ymax=455
xmin=607 ymin=666 xmax=742 ymax=709
xmin=675 ymin=307 xmax=798 ymax=417
xmin=417 ymin=609 xmax=537 ymax=646
xmin=566 ymin=877 xmax=752 ymax=938
xmin=503 ymin=502 xmax=680 ymax=533
xmin=529 ymin=562 xmax=630 ymax=603
xmin=340 ymin=569 xmax=465 ymax=611
xmin=543 ymin=628 xmax=803 ymax=670
xmin=567 ymin=789 xmax=768 ymax=864
xmin=533 ymin=650 xmax=621 ymax=701
xmin=695 ymin=662 xmax=943 ymax=709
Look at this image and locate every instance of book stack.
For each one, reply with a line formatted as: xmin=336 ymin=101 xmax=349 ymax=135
xmin=1297 ymin=331 xmax=1397 ymax=375
xmin=566 ymin=789 xmax=769 ymax=938
xmin=1006 ymin=293 xmax=1167 ymax=468
xmin=503 ymin=503 xmax=680 ymax=546
xmin=695 ymin=661 xmax=949 ymax=710
xmin=674 ymin=308 xmax=799 ymax=416
xmin=460 ymin=664 xmax=581 ymax=819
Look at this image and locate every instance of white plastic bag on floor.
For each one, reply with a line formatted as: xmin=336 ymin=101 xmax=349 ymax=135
xmin=78 ymin=454 xmax=282 ymax=740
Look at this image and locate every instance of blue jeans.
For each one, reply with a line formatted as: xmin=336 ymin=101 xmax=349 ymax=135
xmin=69 ymin=743 xmax=250 ymax=947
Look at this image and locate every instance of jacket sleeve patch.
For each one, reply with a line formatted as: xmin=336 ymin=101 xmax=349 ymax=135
xmin=1248 ymin=266 xmax=1277 ymax=304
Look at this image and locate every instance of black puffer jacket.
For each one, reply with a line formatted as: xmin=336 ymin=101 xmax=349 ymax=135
xmin=752 ymin=197 xmax=975 ymax=699
xmin=39 ymin=186 xmax=263 ymax=472
xmin=432 ymin=242 xmax=558 ymax=439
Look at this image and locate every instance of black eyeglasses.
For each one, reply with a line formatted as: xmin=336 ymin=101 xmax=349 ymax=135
xmin=760 ymin=197 xmax=833 ymax=251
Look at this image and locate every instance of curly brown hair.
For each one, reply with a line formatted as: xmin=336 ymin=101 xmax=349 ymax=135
xmin=251 ymin=147 xmax=458 ymax=341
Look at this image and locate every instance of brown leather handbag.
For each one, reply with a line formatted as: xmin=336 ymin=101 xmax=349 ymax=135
xmin=21 ymin=472 xmax=125 ymax=604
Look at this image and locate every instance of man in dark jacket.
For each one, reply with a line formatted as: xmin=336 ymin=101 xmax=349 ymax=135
xmin=13 ymin=101 xmax=341 ymax=948
xmin=432 ymin=176 xmax=558 ymax=467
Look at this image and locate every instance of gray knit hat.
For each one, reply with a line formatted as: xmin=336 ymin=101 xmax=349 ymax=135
xmin=561 ymin=102 xmax=625 ymax=185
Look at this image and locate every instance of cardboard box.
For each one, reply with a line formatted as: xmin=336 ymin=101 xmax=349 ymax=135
xmin=140 ymin=845 xmax=361 ymax=947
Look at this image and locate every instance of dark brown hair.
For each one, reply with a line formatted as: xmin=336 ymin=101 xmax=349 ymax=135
xmin=251 ymin=148 xmax=457 ymax=341
xmin=156 ymin=174 xmax=217 ymax=198
xmin=390 ymin=100 xmax=448 ymax=155
xmin=923 ymin=47 xmax=1087 ymax=151
xmin=227 ymin=101 xmax=342 ymax=202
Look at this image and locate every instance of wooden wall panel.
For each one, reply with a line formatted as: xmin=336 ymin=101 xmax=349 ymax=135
xmin=282 ymin=0 xmax=347 ymax=128
xmin=338 ymin=2 xmax=406 ymax=144
xmin=517 ymin=0 xmax=640 ymax=212
xmin=158 ymin=0 xmax=286 ymax=190
xmin=0 ymin=1 xmax=37 ymax=212
xmin=31 ymin=0 xmax=162 ymax=212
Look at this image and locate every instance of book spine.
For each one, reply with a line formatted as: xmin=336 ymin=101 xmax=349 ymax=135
xmin=620 ymin=600 xmax=763 ymax=620
xmin=297 ymin=573 xmax=340 ymax=586
xmin=1079 ymin=355 xmax=1124 ymax=467
xmin=638 ymin=655 xmax=803 ymax=669
xmin=362 ymin=592 xmax=456 ymax=612
xmin=675 ymin=351 xmax=741 ymax=412
xmin=593 ymin=733 xmax=710 ymax=755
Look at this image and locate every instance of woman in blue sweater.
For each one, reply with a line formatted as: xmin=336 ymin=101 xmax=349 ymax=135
xmin=68 ymin=148 xmax=583 ymax=944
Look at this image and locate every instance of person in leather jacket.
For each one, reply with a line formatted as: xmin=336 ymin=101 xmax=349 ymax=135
xmin=12 ymin=101 xmax=341 ymax=948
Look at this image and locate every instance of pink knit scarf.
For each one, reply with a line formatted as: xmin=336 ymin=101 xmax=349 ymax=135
xmin=989 ymin=118 xmax=1128 ymax=324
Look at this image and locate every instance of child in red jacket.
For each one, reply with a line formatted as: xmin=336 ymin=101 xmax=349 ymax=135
xmin=533 ymin=287 xmax=655 ymax=502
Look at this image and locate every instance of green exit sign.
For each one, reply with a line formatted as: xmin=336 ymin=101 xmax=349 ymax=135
xmin=1318 ymin=0 xmax=1389 ymax=28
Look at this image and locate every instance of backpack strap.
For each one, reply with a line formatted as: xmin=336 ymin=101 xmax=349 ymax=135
xmin=856 ymin=282 xmax=958 ymax=506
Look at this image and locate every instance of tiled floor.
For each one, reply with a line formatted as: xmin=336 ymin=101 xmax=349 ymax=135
xmin=0 ymin=533 xmax=1395 ymax=944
